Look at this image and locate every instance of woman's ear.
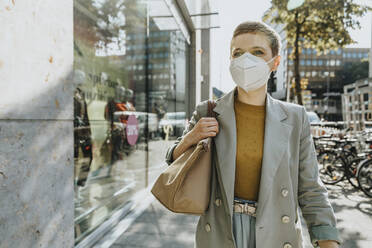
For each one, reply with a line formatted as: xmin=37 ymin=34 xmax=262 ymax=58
xmin=272 ymin=55 xmax=281 ymax=71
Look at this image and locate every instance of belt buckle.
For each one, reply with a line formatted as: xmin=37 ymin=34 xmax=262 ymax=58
xmin=244 ymin=203 xmax=256 ymax=217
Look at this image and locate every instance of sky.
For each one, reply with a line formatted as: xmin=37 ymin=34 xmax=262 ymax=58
xmin=211 ymin=0 xmax=372 ymax=93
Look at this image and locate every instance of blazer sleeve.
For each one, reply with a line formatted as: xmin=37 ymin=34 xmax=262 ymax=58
xmin=297 ymin=106 xmax=342 ymax=247
xmin=165 ymin=101 xmax=207 ymax=166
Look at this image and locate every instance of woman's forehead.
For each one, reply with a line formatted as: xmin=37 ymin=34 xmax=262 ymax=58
xmin=231 ymin=33 xmax=271 ymax=51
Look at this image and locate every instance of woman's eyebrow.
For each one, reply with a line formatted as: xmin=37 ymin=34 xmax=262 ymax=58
xmin=250 ymin=46 xmax=265 ymax=50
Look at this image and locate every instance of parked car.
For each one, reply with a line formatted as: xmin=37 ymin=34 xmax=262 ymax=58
xmin=159 ymin=112 xmax=187 ymax=139
xmin=306 ymin=111 xmax=321 ymax=124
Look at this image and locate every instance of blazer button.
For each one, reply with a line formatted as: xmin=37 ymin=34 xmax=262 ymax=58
xmin=281 ymin=215 xmax=290 ymax=224
xmin=283 ymin=243 xmax=292 ymax=248
xmin=281 ymin=188 xmax=289 ymax=197
xmin=215 ymin=198 xmax=222 ymax=207
xmin=205 ymin=223 xmax=211 ymax=232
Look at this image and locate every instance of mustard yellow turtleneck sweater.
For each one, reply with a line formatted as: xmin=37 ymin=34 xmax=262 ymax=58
xmin=234 ymin=94 xmax=266 ymax=201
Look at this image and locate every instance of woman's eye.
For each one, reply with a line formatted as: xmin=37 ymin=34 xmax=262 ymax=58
xmin=233 ymin=51 xmax=243 ymax=57
xmin=252 ymin=50 xmax=264 ymax=56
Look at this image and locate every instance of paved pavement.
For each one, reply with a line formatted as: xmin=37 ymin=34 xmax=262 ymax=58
xmin=106 ymin=179 xmax=372 ymax=248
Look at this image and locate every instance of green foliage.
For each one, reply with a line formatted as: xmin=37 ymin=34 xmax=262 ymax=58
xmin=264 ymin=0 xmax=370 ymax=104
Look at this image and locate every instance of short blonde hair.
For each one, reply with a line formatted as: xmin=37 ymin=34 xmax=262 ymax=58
xmin=231 ymin=21 xmax=282 ymax=57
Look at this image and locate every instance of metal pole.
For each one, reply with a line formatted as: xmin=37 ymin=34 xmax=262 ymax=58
xmin=145 ymin=0 xmax=149 ymax=187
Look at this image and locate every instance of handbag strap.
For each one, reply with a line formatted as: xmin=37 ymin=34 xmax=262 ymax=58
xmin=207 ymin=100 xmax=217 ymax=118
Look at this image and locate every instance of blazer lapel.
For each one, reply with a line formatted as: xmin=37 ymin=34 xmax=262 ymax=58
xmin=255 ymin=92 xmax=293 ymax=225
xmin=213 ymin=87 xmax=238 ymax=215
xmin=213 ymin=86 xmax=293 ymax=218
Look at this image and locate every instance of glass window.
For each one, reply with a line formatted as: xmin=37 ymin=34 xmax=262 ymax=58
xmin=306 ymin=59 xmax=311 ymax=66
xmin=73 ymin=0 xmax=190 ymax=244
xmin=312 ymin=60 xmax=317 ymax=66
xmin=306 ymin=71 xmax=311 ymax=77
xmin=300 ymin=59 xmax=305 ymax=66
xmin=300 ymin=71 xmax=305 ymax=77
xmin=312 ymin=71 xmax=317 ymax=77
xmin=318 ymin=59 xmax=323 ymax=65
xmin=330 ymin=60 xmax=335 ymax=66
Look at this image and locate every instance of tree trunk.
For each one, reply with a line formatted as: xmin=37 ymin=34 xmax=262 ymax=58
xmin=294 ymin=11 xmax=303 ymax=105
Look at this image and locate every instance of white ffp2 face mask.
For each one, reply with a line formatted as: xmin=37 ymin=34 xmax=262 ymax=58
xmin=229 ymin=52 xmax=277 ymax=92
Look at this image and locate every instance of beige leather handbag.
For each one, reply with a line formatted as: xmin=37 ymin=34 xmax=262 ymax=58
xmin=151 ymin=100 xmax=216 ymax=215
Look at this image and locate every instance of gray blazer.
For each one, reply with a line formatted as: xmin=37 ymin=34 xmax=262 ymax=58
xmin=165 ymin=86 xmax=342 ymax=248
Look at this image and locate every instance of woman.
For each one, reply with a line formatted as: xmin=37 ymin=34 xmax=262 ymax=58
xmin=165 ymin=21 xmax=341 ymax=248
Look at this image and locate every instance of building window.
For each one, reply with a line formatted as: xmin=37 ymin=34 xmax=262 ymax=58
xmin=312 ymin=71 xmax=317 ymax=77
xmin=312 ymin=60 xmax=317 ymax=66
xmin=300 ymin=60 xmax=305 ymax=66
xmin=318 ymin=59 xmax=323 ymax=65
xmin=306 ymin=59 xmax=311 ymax=66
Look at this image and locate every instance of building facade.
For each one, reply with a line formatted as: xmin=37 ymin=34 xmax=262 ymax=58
xmin=0 ymin=0 xmax=218 ymax=247
xmin=287 ymin=47 xmax=369 ymax=121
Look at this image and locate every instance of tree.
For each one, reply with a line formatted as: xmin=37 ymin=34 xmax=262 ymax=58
xmin=263 ymin=0 xmax=370 ymax=105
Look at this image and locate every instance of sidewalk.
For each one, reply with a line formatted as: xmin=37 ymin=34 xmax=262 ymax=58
xmin=108 ymin=198 xmax=313 ymax=248
xmin=111 ymin=199 xmax=198 ymax=248
xmin=106 ymin=179 xmax=372 ymax=248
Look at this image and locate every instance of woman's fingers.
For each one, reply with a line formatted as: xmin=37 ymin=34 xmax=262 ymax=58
xmin=203 ymin=126 xmax=219 ymax=133
xmin=200 ymin=117 xmax=217 ymax=122
xmin=206 ymin=131 xmax=217 ymax=137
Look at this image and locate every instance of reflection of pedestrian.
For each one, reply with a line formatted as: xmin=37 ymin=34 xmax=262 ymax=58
xmin=104 ymin=86 xmax=127 ymax=165
xmin=164 ymin=21 xmax=341 ymax=248
xmin=73 ymin=71 xmax=93 ymax=187
xmin=153 ymin=102 xmax=165 ymax=119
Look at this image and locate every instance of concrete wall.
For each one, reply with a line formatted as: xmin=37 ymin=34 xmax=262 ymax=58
xmin=0 ymin=1 xmax=74 ymax=248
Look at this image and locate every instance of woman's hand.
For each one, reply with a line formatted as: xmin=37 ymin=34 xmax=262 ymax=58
xmin=185 ymin=117 xmax=219 ymax=146
xmin=171 ymin=117 xmax=219 ymax=162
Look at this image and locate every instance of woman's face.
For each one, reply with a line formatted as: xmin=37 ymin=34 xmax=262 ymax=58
xmin=230 ymin=32 xmax=280 ymax=71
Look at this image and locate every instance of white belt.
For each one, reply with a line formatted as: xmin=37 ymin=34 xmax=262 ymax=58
xmin=233 ymin=202 xmax=257 ymax=217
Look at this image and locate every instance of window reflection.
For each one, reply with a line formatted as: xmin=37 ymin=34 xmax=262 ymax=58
xmin=73 ymin=0 xmax=189 ymax=243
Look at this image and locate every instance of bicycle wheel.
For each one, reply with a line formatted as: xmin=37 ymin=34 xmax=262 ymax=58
xmin=357 ymin=159 xmax=372 ymax=198
xmin=317 ymin=151 xmax=346 ymax=184
xmin=345 ymin=157 xmax=362 ymax=189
